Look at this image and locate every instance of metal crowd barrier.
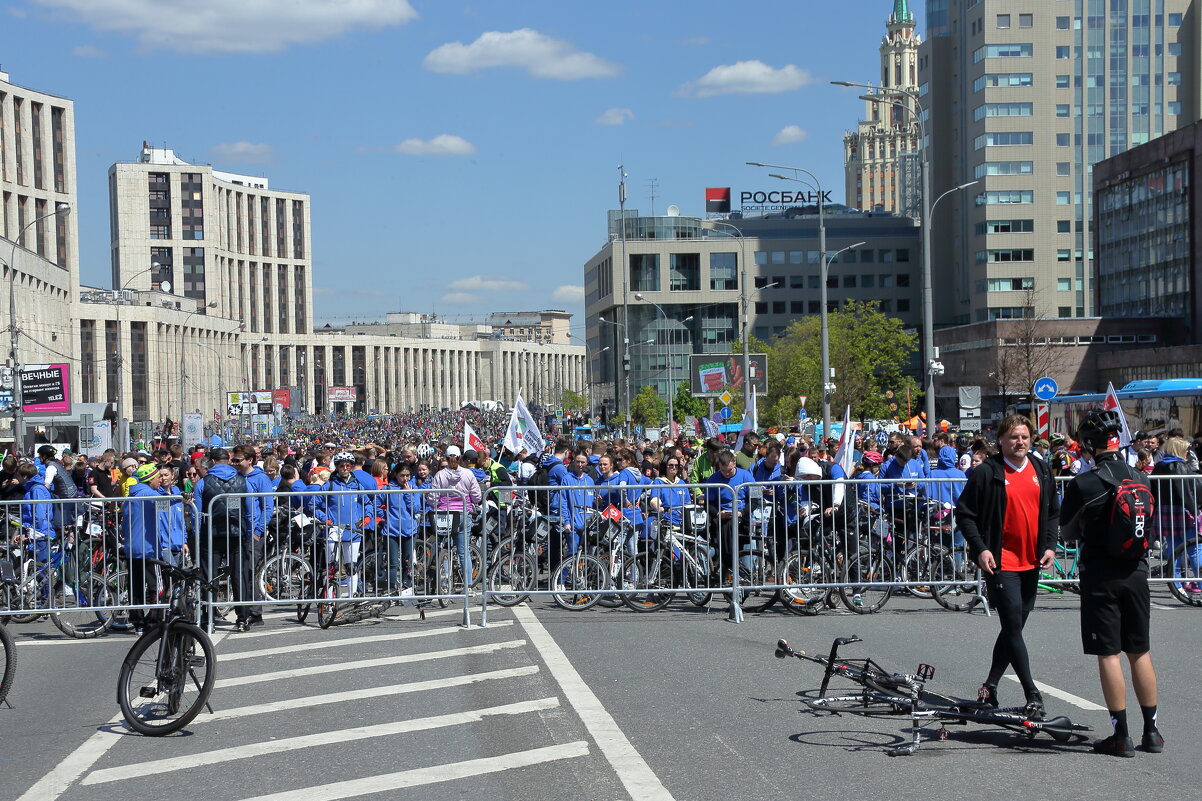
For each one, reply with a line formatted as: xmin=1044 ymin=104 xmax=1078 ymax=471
xmin=2 ymin=472 xmax=1198 ymax=633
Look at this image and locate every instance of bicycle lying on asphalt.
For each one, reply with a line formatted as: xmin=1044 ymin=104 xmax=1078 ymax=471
xmin=773 ymin=634 xmax=1090 ymax=756
xmin=117 ymin=559 xmax=225 ymax=735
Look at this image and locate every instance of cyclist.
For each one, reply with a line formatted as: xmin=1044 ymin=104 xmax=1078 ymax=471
xmin=317 ymin=451 xmax=375 ymax=599
xmin=382 ymin=462 xmax=418 ymax=599
xmin=854 ymin=451 xmax=885 ymax=515
xmin=556 ymin=454 xmax=597 ymax=570
xmin=18 ymin=462 xmax=55 ymax=564
xmin=648 ymin=455 xmax=691 ymax=534
xmin=122 ymin=464 xmax=165 ymax=631
xmin=429 ymin=445 xmax=479 ymax=585
xmin=703 ymin=450 xmax=755 ymax=577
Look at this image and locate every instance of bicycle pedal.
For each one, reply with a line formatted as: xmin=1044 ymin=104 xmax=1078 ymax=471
xmin=185 ymin=656 xmax=207 ymax=668
xmin=937 ymin=727 xmax=950 ymax=741
xmin=139 ymin=685 xmax=158 ymax=699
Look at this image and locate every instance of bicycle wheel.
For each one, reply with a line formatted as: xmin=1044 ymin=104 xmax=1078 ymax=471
xmin=103 ymin=570 xmax=134 ymax=632
xmin=551 ymin=554 xmax=608 ymax=611
xmin=1167 ymin=541 xmax=1202 ymax=606
xmin=779 ymin=550 xmax=832 ymax=614
xmin=487 ymin=549 xmax=536 ymax=607
xmin=117 ymin=622 xmax=216 ymax=736
xmin=7 ymin=570 xmax=47 ymax=624
xmin=50 ymin=574 xmax=113 ymax=639
xmin=622 ymin=551 xmax=673 ymax=612
xmin=839 ymin=550 xmax=895 ymax=613
xmin=317 ymin=583 xmax=339 ymax=629
xmin=592 ymin=550 xmax=634 ymax=609
xmin=805 ymin=694 xmax=911 ymax=716
xmin=931 ymin=547 xmax=982 ymax=613
xmin=257 ymin=553 xmax=312 ymax=603
xmin=738 ymin=558 xmax=779 ymax=614
xmin=0 ymin=621 xmax=14 ymax=706
xmin=901 ymin=545 xmax=936 ymax=599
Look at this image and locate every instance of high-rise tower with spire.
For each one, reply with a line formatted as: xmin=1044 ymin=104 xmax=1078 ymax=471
xmin=842 ymin=0 xmax=922 ymax=214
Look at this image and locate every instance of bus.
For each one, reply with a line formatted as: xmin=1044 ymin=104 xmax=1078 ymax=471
xmin=1049 ymin=379 xmax=1202 ymax=438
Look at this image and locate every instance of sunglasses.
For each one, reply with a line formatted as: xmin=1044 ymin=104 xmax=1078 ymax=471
xmin=666 ymin=463 xmax=680 ymax=468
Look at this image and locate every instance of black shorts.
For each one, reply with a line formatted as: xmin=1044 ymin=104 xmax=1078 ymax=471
xmin=1079 ymin=570 xmax=1151 ymax=656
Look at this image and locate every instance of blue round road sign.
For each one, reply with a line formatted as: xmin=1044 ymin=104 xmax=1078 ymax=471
xmin=1033 ymin=377 xmax=1059 ymax=401
xmin=720 ymin=406 xmax=732 ymax=420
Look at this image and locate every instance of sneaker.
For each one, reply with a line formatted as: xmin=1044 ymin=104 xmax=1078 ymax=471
xmin=553 ymin=581 xmax=566 ymax=593
xmin=1140 ymin=730 xmax=1165 ymax=753
xmin=1184 ymin=582 xmax=1201 ymax=595
xmin=246 ymin=615 xmax=264 ymax=628
xmin=234 ymin=619 xmax=248 ymax=633
xmin=1092 ymin=733 xmax=1135 ymax=758
xmin=852 ymin=593 xmax=863 ymax=608
xmin=978 ymin=684 xmax=999 ymax=709
xmin=1024 ymin=690 xmax=1045 ymax=719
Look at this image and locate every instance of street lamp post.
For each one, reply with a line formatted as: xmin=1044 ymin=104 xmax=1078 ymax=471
xmin=633 ymin=293 xmax=675 ymax=434
xmin=179 ymin=301 xmax=217 ymax=425
xmin=112 ymin=261 xmax=167 ymax=453
xmin=819 ymin=241 xmax=867 ymax=435
xmin=745 ymin=161 xmax=829 ymax=432
xmin=703 ymin=220 xmax=754 ymax=426
xmin=5 ymin=202 xmax=71 ymax=454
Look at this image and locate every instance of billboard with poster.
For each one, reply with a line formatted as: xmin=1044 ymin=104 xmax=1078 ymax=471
xmin=226 ymin=391 xmax=274 ymax=416
xmin=688 ymin=354 xmax=767 ymax=397
xmin=327 ymin=386 xmax=357 ymax=403
xmin=21 ymin=363 xmax=70 ymax=414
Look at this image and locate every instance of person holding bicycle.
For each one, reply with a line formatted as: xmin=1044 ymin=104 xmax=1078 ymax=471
xmin=556 ymin=454 xmax=596 ymax=569
xmin=317 ymin=451 xmax=375 ymax=598
xmin=382 ymin=462 xmax=418 ymax=599
xmin=429 ymin=445 xmax=479 ymax=585
xmin=122 ymin=464 xmax=166 ymax=631
xmin=957 ymin=414 xmax=1058 ymax=717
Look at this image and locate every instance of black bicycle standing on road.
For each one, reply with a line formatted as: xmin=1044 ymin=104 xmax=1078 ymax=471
xmin=774 ymin=634 xmax=1090 ymax=756
xmin=0 ymin=554 xmax=16 ymax=707
xmin=117 ymin=558 xmax=223 ymax=735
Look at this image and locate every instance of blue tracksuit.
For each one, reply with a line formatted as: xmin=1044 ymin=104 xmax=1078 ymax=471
xmin=243 ymin=465 xmax=275 ymax=538
xmin=121 ymin=481 xmax=162 ymax=559
xmin=318 ymin=472 xmax=375 ymax=542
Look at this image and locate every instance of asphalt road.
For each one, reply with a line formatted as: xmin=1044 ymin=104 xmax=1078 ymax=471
xmin=3 ymin=586 xmax=1198 ymax=801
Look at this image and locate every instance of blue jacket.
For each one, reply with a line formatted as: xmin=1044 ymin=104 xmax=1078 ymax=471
xmin=882 ymin=453 xmax=927 ymax=499
xmin=382 ymin=481 xmax=419 ymax=537
xmin=540 ymin=454 xmax=570 ymax=487
xmin=855 ymin=470 xmax=884 ymax=511
xmin=557 ymin=471 xmax=597 ymax=531
xmin=158 ymin=484 xmax=187 ymax=552
xmin=194 ymin=463 xmax=256 ymax=539
xmin=649 ymin=478 xmax=690 ymax=526
xmin=319 ymin=471 xmax=374 ymax=541
xmin=21 ymin=478 xmax=54 ymax=538
xmin=243 ymin=465 xmax=275 ymax=537
xmin=928 ymin=446 xmax=967 ymax=508
xmin=705 ymin=467 xmax=756 ymax=513
xmin=121 ymin=481 xmax=162 ymax=558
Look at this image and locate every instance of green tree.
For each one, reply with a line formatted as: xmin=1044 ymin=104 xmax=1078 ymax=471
xmin=672 ymin=380 xmax=708 ymax=423
xmin=630 ymin=384 xmax=667 ymax=427
xmin=739 ymin=300 xmax=919 ymax=426
xmin=561 ymin=389 xmax=590 ymax=414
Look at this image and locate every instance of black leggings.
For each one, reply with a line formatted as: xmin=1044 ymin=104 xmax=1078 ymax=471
xmin=985 ymin=568 xmax=1039 ymax=693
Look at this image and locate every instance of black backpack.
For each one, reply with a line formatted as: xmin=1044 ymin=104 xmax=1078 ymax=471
xmin=1095 ymin=460 xmax=1155 ymax=560
xmin=48 ymin=462 xmax=77 ymax=499
xmin=202 ymin=471 xmax=248 ymax=536
xmin=526 ymin=462 xmax=552 ymax=513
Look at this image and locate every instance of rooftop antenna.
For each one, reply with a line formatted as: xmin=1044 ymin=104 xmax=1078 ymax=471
xmin=647 ymin=178 xmax=659 ymax=216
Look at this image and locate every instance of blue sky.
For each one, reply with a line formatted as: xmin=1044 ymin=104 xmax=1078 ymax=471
xmin=2 ymin=0 xmax=924 ymax=335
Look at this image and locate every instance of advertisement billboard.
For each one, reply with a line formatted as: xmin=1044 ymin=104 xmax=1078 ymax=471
xmin=272 ymin=388 xmax=291 ymax=409
xmin=21 ymin=363 xmax=70 ymax=414
xmin=327 ymin=386 xmax=357 ymax=403
xmin=688 ymin=354 xmax=767 ymax=397
xmin=226 ymin=391 xmax=274 ymax=416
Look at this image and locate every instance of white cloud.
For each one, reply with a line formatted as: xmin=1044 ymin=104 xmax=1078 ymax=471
xmin=32 ymin=0 xmax=417 ymax=53
xmin=679 ymin=60 xmax=813 ymax=98
xmin=596 ymin=107 xmax=634 ymax=126
xmin=70 ymin=44 xmax=107 ymax=58
xmin=394 ymin=135 xmax=476 ymax=156
xmin=447 ymin=275 xmax=527 ymax=292
xmin=441 ymin=292 xmax=481 ymax=305
xmin=211 ymin=141 xmax=275 ymax=164
xmin=772 ymin=125 xmax=808 ymax=146
xmin=423 ymin=28 xmax=620 ymax=80
xmin=552 ymin=285 xmax=585 ymax=303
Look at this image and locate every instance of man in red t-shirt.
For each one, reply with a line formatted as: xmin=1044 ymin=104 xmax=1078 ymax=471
xmin=957 ymin=415 xmax=1058 ymax=716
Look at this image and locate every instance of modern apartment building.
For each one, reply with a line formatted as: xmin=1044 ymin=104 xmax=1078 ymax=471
xmin=110 ymin=144 xmax=312 ymax=337
xmin=583 ymin=206 xmax=921 ymax=418
xmin=844 ymin=1 xmax=924 ymax=215
xmin=919 ymin=0 xmax=1197 ymax=325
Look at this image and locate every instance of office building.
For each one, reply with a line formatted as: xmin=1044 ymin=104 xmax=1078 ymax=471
xmin=843 ymin=0 xmax=923 ymax=215
xmin=919 ymin=0 xmax=1197 ymax=326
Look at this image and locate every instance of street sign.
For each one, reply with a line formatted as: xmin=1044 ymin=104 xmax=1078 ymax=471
xmin=798 ymin=395 xmax=807 ymax=408
xmin=960 ymin=418 xmax=982 ymax=432
xmin=720 ymin=406 xmax=732 ymax=420
xmin=799 ymin=409 xmax=807 ymax=420
xmin=1033 ymin=377 xmax=1059 ymax=401
xmin=719 ymin=391 xmax=733 ymax=406
xmin=1036 ymin=402 xmax=1051 ymax=439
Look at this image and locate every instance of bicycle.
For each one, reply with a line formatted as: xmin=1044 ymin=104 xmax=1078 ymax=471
xmin=622 ymin=507 xmax=715 ymax=611
xmin=2 ymin=532 xmax=115 ymax=638
xmin=117 ymin=559 xmax=222 ymax=735
xmin=773 ymin=634 xmax=1090 ymax=756
xmin=1038 ymin=539 xmax=1080 ymax=594
xmin=1 ymin=554 xmax=17 ymax=706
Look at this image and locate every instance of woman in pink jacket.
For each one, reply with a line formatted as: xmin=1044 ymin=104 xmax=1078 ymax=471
xmin=429 ymin=446 xmax=480 ymax=585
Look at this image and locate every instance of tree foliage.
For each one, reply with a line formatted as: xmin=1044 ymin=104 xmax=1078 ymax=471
xmin=631 ymin=384 xmax=667 ymax=427
xmin=561 ymin=389 xmax=589 ymax=414
xmin=740 ymin=300 xmax=919 ymax=425
xmin=672 ymin=380 xmax=708 ymax=423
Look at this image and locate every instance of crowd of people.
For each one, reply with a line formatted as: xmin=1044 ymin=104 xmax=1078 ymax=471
xmin=6 ymin=406 xmax=1198 ymax=757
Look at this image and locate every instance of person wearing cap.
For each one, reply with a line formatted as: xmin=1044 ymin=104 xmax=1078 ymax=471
xmin=123 ymin=463 xmax=165 ymax=630
xmin=429 ymin=445 xmax=480 ymax=583
xmin=316 ymin=451 xmax=375 ymax=598
xmin=1124 ymin=431 xmax=1149 ymax=469
xmin=37 ymin=444 xmax=76 ymax=535
xmin=119 ymin=457 xmax=139 ymax=497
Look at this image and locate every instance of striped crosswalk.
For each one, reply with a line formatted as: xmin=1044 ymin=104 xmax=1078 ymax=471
xmin=41 ymin=605 xmax=662 ymax=801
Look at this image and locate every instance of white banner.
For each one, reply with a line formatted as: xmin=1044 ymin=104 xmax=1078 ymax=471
xmin=182 ymin=413 xmax=204 ymax=449
xmin=82 ymin=421 xmax=112 ymax=458
xmin=833 ymin=405 xmax=855 ymax=478
xmin=503 ymin=393 xmax=545 ymax=456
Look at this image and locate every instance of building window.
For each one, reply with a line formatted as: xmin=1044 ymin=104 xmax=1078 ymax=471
xmin=974 ymin=161 xmax=1034 ymax=178
xmin=973 ymin=43 xmax=1033 ymax=62
xmin=974 ymin=102 xmax=1034 ymax=120
xmin=1056 ymin=191 xmax=1071 ymax=204
xmin=996 ymin=13 xmax=1010 ymax=28
xmin=1057 ymin=220 xmax=1071 ymax=233
xmin=986 ymin=277 xmax=1034 ymax=292
xmin=1057 ymin=278 xmax=1072 ymax=291
xmin=974 ymin=131 xmax=1034 ymax=149
xmin=1169 ymin=12 xmax=1182 ymax=25
xmin=1056 ymin=45 xmax=1071 ymax=59
xmin=978 ymin=219 xmax=1034 ymax=234
xmin=629 ymin=254 xmax=659 ymax=292
xmin=669 ymin=252 xmax=701 ymax=291
xmin=1055 ymin=104 xmax=1070 ymax=117
xmin=1056 ymin=133 xmax=1070 ymax=146
xmin=974 ymin=73 xmax=1033 ymax=91
xmin=1018 ymin=13 xmax=1032 ymax=28
xmin=983 ymin=190 xmax=1034 ymax=204
xmin=1056 ymin=162 xmax=1070 ymax=176
xmin=754 ymin=301 xmax=768 ymax=314
xmin=879 ymin=274 xmax=894 ymax=288
xmin=1056 ymin=74 xmax=1070 ymax=88
xmin=1055 ymin=16 xmax=1070 ymax=29
xmin=709 ymin=252 xmax=737 ymax=291
xmin=861 ymin=274 xmax=875 ymax=288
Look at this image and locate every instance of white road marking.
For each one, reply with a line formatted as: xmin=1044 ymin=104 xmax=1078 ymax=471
xmin=1002 ymin=674 xmax=1106 ymax=711
xmin=197 ymin=665 xmax=540 ymax=723
xmin=513 ymin=604 xmax=674 ymax=801
xmin=234 ymin=741 xmax=591 ymax=801
xmin=81 ymin=697 xmax=561 ymax=785
xmin=220 ymin=620 xmax=513 ymax=661
xmin=215 ymin=639 xmax=527 ymax=688
xmin=15 ymin=627 xmax=232 ymax=801
xmin=227 ymin=604 xmax=490 ymax=638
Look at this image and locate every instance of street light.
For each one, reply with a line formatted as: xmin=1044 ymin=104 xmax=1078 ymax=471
xmin=598 ymin=315 xmax=630 ymax=431
xmin=194 ymin=341 xmax=238 ymax=443
xmin=180 ymin=301 xmax=218 ymax=425
xmin=702 ymin=220 xmax=756 ymax=426
xmin=4 ymin=201 xmax=71 ymax=454
xmin=634 ymin=292 xmax=676 ymax=434
xmin=112 ymin=261 xmax=166 ymax=453
xmin=818 ymin=242 xmax=866 ymax=438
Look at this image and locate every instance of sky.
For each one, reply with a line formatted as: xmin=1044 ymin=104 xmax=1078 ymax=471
xmin=1 ymin=0 xmax=925 ymax=337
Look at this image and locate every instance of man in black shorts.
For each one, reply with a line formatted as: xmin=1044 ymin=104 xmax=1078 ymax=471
xmin=1060 ymin=409 xmax=1163 ymax=757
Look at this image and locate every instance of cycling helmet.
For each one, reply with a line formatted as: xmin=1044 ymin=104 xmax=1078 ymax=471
xmin=1049 ymin=432 xmax=1068 ymax=447
xmin=955 ymin=433 xmax=972 ymax=451
xmin=861 ymin=451 xmax=883 ymax=466
xmin=416 ymin=443 xmax=432 ymax=459
xmin=1076 ymin=409 xmax=1122 ymax=450
xmin=332 ymin=450 xmax=355 ymax=465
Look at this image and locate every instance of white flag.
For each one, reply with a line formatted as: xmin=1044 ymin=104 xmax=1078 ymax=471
xmin=832 ymin=405 xmax=855 ymax=477
xmin=503 ymin=393 xmax=546 ymax=456
xmin=734 ymin=392 xmax=756 ymax=451
xmin=1102 ymin=382 xmax=1133 ymax=449
xmin=464 ymin=421 xmax=487 ymax=454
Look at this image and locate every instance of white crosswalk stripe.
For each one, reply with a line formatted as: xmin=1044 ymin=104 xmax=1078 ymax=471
xmin=220 ymin=619 xmax=513 ymax=661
